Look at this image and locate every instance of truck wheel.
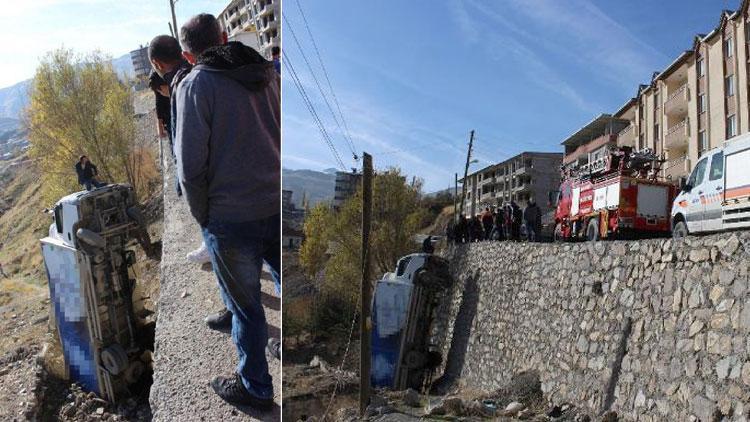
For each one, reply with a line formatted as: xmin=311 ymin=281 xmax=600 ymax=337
xmin=586 ymin=220 xmax=599 ymax=242
xmin=673 ymin=221 xmax=689 ymax=239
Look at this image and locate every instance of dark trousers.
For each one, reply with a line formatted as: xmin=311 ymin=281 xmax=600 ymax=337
xmin=202 ymin=214 xmax=280 ymax=399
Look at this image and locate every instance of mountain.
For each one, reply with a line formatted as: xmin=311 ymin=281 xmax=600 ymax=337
xmin=282 ymin=168 xmax=337 ymax=207
xmin=0 ymin=52 xmax=134 ymax=127
xmin=0 ymin=80 xmax=32 ymax=120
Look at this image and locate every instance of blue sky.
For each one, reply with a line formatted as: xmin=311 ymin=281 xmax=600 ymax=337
xmin=0 ymin=0 xmax=228 ymax=87
xmin=282 ymin=0 xmax=738 ymax=192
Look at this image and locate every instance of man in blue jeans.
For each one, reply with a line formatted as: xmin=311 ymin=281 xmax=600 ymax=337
xmin=174 ymin=13 xmax=280 ymax=410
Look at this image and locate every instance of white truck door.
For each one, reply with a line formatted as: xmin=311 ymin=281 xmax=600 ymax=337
xmin=702 ymin=151 xmax=724 ymax=231
xmin=685 ymin=157 xmax=709 ymax=233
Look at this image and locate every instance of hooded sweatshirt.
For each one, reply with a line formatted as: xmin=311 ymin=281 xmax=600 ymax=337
xmin=174 ymin=42 xmax=280 ymax=226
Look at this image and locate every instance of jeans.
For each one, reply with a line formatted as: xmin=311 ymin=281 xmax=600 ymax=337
xmin=83 ymin=179 xmax=105 ymax=191
xmin=202 ymin=214 xmax=280 ymax=399
xmin=525 ymin=222 xmax=540 ymax=242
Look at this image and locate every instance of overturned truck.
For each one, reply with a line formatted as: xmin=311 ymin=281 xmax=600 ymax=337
xmin=370 ymin=252 xmax=452 ymax=391
xmin=40 ymin=184 xmax=155 ymax=403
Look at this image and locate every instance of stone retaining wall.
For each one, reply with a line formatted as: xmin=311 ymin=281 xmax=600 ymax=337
xmin=437 ymin=233 xmax=750 ymax=421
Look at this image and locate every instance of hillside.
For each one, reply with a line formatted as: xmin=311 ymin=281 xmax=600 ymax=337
xmin=282 ymin=168 xmax=337 ymax=207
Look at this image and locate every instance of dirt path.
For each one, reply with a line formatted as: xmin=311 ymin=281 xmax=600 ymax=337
xmin=149 ymin=145 xmax=280 ymax=421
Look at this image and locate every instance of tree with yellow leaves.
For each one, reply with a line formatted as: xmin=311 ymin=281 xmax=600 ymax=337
xmin=25 ymin=48 xmax=154 ymax=203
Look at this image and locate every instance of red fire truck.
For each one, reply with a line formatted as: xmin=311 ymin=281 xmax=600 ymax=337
xmin=552 ymin=147 xmax=679 ymax=241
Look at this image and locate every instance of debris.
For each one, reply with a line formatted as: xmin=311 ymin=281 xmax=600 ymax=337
xmin=441 ymin=396 xmax=464 ymax=415
xmin=180 ymin=290 xmax=189 ymax=298
xmin=403 ymin=388 xmax=420 ymax=407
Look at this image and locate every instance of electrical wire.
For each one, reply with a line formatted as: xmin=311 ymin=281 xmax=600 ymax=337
xmin=283 ymin=14 xmax=359 ymax=165
xmin=283 ymin=50 xmax=347 ymax=170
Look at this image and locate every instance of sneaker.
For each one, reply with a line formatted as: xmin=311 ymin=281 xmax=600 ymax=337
xmin=205 ymin=308 xmax=232 ymax=333
xmin=186 ymin=242 xmax=211 ymax=264
xmin=266 ymin=338 xmax=280 ymax=360
xmin=210 ymin=373 xmax=274 ymax=410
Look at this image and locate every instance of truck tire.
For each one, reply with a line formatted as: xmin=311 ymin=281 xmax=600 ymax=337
xmin=586 ymin=219 xmax=599 ymax=242
xmin=673 ymin=221 xmax=689 ymax=239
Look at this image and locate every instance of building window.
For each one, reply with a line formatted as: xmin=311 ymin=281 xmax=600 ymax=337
xmin=654 ymin=91 xmax=660 ymax=108
xmin=726 ymin=114 xmax=737 ymax=139
xmin=724 ymin=37 xmax=734 ymax=58
xmin=696 ymin=58 xmax=705 ymax=77
xmin=726 ymin=75 xmax=735 ymax=97
xmin=654 ymin=123 xmax=660 ymax=143
xmin=698 ymin=130 xmax=708 ymax=155
xmin=698 ymin=93 xmax=706 ymax=113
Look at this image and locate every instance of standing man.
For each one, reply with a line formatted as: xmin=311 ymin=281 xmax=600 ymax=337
xmin=175 ymin=13 xmax=280 ymax=409
xmin=523 ymin=198 xmax=542 ymax=242
xmin=271 ymin=46 xmax=280 ymax=74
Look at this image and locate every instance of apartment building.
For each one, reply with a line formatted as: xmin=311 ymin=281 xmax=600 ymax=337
xmin=461 ymin=152 xmax=563 ymax=217
xmin=129 ymin=45 xmax=150 ymax=82
xmin=561 ymin=114 xmax=629 ymax=174
xmin=217 ymin=0 xmax=278 ymax=57
xmin=604 ymin=4 xmax=750 ymax=182
xmin=332 ymin=171 xmax=362 ymax=210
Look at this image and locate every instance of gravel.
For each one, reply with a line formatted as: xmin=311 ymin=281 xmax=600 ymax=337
xmin=148 ymin=146 xmax=280 ymax=421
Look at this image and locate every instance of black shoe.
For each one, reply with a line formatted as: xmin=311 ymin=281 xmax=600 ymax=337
xmin=266 ymin=338 xmax=280 ymax=360
xmin=205 ymin=308 xmax=232 ymax=333
xmin=210 ymin=373 xmax=274 ymax=410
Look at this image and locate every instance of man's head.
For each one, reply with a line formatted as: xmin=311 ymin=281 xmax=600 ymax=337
xmin=179 ymin=13 xmax=227 ymax=64
xmin=271 ymin=46 xmax=280 ymax=60
xmin=79 ymin=155 xmax=89 ymax=164
xmin=149 ymin=35 xmax=183 ymax=77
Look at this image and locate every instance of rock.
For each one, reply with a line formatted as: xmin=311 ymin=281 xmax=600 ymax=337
xmin=309 ymin=356 xmax=321 ymax=368
xmin=504 ymin=401 xmax=524 ymax=415
xmin=688 ymin=320 xmax=704 ymax=337
xmin=742 ymin=362 xmax=750 ymax=386
xmin=428 ymin=404 xmax=446 ymax=416
xmin=601 ymin=411 xmax=618 ymax=422
xmin=720 ymin=235 xmax=740 ymax=256
xmin=96 ymin=407 xmax=105 ymax=415
xmin=716 ymin=357 xmax=732 ymax=380
xmin=370 ymin=394 xmax=388 ymax=408
xmin=403 ymin=388 xmax=420 ymax=407
xmin=517 ymin=408 xmax=534 ymax=419
xmin=180 ymin=290 xmax=189 ymax=298
xmin=691 ymin=394 xmax=714 ymax=422
xmin=441 ymin=396 xmax=464 ymax=415
xmin=634 ymin=389 xmax=646 ymax=407
xmin=689 ymin=248 xmax=710 ymax=262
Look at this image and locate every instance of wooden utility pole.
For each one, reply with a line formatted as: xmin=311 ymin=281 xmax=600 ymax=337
xmin=454 ymin=173 xmax=459 ymax=223
xmin=458 ymin=130 xmax=475 ymax=219
xmin=168 ymin=22 xmax=175 ymax=38
xmin=359 ymin=152 xmax=373 ymax=416
xmin=169 ymin=0 xmax=179 ymax=39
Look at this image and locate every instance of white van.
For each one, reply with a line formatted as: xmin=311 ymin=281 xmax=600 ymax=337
xmin=671 ymin=132 xmax=750 ymax=238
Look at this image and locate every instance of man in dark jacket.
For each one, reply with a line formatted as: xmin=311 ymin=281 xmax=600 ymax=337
xmin=510 ymin=201 xmax=522 ymax=240
xmin=523 ymin=199 xmax=542 ymax=242
xmin=148 ymin=71 xmax=171 ymax=140
xmin=174 ymin=13 xmax=279 ymax=410
xmin=480 ymin=207 xmax=493 ymax=240
xmin=491 ymin=208 xmax=505 ymax=241
xmin=74 ymin=156 xmax=105 ymax=191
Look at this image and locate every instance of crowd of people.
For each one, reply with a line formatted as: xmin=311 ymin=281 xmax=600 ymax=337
xmin=448 ymin=198 xmax=544 ymax=243
xmin=144 ymin=14 xmax=280 ymax=411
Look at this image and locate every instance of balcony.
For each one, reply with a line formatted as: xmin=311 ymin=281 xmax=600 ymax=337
xmin=259 ymin=3 xmax=274 ymax=16
xmin=664 ymin=84 xmax=689 ymax=116
xmin=664 ymin=118 xmax=689 ymax=151
xmin=664 ymin=155 xmax=691 ymax=180
xmin=617 ymin=125 xmax=636 ymax=147
xmin=259 ymin=19 xmax=278 ymax=32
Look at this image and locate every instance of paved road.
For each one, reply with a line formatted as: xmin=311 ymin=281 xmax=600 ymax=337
xmin=149 ymin=147 xmax=280 ymax=421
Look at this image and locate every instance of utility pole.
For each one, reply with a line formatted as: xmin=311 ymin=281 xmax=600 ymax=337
xmin=168 ymin=22 xmax=175 ymax=38
xmin=169 ymin=0 xmax=179 ymax=39
xmin=458 ymin=130 xmax=475 ymax=220
xmin=454 ymin=173 xmax=459 ymax=223
xmin=359 ymin=152 xmax=373 ymax=416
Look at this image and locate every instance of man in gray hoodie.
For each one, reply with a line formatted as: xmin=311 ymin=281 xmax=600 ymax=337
xmin=174 ymin=13 xmax=280 ymax=410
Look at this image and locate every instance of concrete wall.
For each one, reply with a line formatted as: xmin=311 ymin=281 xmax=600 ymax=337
xmin=435 ymin=232 xmax=750 ymax=421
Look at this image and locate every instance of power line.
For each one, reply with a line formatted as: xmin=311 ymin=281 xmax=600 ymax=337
xmin=294 ymin=0 xmax=358 ymax=161
xmin=283 ymin=14 xmax=359 ymax=164
xmin=283 ymin=50 xmax=347 ymax=171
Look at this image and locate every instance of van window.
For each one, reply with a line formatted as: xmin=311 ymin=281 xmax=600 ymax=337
xmin=709 ymin=151 xmax=724 ymax=181
xmin=688 ymin=157 xmax=708 ymax=187
xmin=54 ymin=204 xmax=63 ymax=234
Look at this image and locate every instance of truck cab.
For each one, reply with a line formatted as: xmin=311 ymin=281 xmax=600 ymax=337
xmin=672 ymin=132 xmax=750 ymax=237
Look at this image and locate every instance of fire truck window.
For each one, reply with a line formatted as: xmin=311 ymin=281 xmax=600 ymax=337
xmin=688 ymin=157 xmax=708 ymax=187
xmin=709 ymin=151 xmax=724 ymax=181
